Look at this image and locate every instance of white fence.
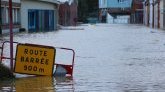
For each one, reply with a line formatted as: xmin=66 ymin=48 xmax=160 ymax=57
xmin=107 ymin=13 xmax=130 ymax=24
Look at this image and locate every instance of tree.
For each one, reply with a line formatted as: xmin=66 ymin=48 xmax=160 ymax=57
xmin=78 ymin=0 xmax=88 ymax=22
xmin=78 ymin=0 xmax=99 ymax=23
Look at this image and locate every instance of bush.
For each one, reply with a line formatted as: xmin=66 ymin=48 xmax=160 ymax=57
xmin=19 ymin=28 xmax=26 ymax=32
xmin=0 ymin=63 xmax=14 ymax=79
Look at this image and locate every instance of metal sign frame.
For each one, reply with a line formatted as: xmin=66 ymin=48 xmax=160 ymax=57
xmin=0 ymin=41 xmax=75 ymax=77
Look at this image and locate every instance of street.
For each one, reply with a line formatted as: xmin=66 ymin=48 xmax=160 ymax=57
xmin=1 ymin=24 xmax=165 ymax=92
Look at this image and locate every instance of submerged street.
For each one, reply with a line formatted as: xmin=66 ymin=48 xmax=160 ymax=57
xmin=1 ymin=24 xmax=165 ymax=91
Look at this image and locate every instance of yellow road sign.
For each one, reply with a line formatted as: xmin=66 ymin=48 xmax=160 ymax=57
xmin=14 ymin=44 xmax=56 ymax=76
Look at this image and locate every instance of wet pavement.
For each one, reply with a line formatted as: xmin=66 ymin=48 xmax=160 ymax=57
xmin=1 ymin=24 xmax=165 ymax=91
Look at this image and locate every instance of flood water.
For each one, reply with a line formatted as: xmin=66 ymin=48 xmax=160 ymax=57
xmin=1 ymin=24 xmax=165 ymax=92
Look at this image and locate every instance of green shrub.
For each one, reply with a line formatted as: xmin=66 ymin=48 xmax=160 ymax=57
xmin=0 ymin=63 xmax=14 ymax=79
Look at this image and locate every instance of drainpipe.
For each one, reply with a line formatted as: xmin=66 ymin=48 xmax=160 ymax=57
xmin=57 ymin=4 xmax=60 ymax=30
xmin=158 ymin=0 xmax=160 ymax=28
xmin=152 ymin=1 xmax=154 ymax=28
xmin=147 ymin=1 xmax=150 ymax=26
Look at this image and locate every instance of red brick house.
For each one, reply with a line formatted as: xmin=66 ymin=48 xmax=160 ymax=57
xmin=131 ymin=0 xmax=144 ymax=24
xmin=59 ymin=0 xmax=78 ymax=26
xmin=69 ymin=0 xmax=78 ymax=26
xmin=59 ymin=2 xmax=70 ymax=26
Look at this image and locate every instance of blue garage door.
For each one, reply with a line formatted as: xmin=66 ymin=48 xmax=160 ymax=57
xmin=28 ymin=9 xmax=54 ymax=32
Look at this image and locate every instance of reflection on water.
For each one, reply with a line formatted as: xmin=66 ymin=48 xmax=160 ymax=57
xmin=0 ymin=76 xmax=74 ymax=92
xmin=55 ymin=77 xmax=74 ymax=92
xmin=15 ymin=76 xmax=54 ymax=92
xmin=0 ymin=79 xmax=15 ymax=92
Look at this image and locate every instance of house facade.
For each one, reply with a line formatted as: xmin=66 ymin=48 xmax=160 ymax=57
xmin=69 ymin=0 xmax=78 ymax=26
xmin=143 ymin=0 xmax=165 ymax=29
xmin=0 ymin=0 xmax=60 ymax=34
xmin=131 ymin=0 xmax=143 ymax=24
xmin=153 ymin=0 xmax=160 ymax=28
xmin=21 ymin=0 xmax=59 ymax=32
xmin=59 ymin=2 xmax=70 ymax=26
xmin=1 ymin=0 xmax=21 ymax=34
xmin=143 ymin=0 xmax=150 ymax=26
xmin=99 ymin=0 xmax=133 ymax=23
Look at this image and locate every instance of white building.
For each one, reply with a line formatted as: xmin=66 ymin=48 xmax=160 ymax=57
xmin=21 ymin=0 xmax=59 ymax=32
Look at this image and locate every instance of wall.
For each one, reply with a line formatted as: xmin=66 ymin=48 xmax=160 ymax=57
xmin=154 ymin=3 xmax=158 ymax=28
xmin=107 ymin=0 xmax=132 ymax=8
xmin=149 ymin=0 xmax=153 ymax=28
xmin=2 ymin=28 xmax=19 ymax=34
xmin=59 ymin=2 xmax=70 ymax=26
xmin=107 ymin=13 xmax=114 ymax=23
xmin=70 ymin=2 xmax=77 ymax=26
xmin=143 ymin=2 xmax=147 ymax=25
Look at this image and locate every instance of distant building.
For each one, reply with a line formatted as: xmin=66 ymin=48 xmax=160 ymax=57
xmin=59 ymin=2 xmax=70 ymax=26
xmin=59 ymin=0 xmax=78 ymax=26
xmin=143 ymin=0 xmax=163 ymax=29
xmin=1 ymin=0 xmax=21 ymax=34
xmin=99 ymin=0 xmax=133 ymax=24
xmin=153 ymin=0 xmax=160 ymax=28
xmin=21 ymin=0 xmax=59 ymax=32
xmin=131 ymin=0 xmax=144 ymax=24
xmin=69 ymin=0 xmax=78 ymax=26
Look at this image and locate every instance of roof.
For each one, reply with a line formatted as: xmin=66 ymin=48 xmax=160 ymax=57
xmin=57 ymin=0 xmax=69 ymax=2
xmin=39 ymin=0 xmax=60 ymax=4
xmin=58 ymin=0 xmax=77 ymax=5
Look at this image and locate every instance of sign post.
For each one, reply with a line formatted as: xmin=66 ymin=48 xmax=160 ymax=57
xmin=9 ymin=0 xmax=13 ymax=71
xmin=14 ymin=44 xmax=56 ymax=76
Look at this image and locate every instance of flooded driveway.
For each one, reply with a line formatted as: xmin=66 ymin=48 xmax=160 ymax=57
xmin=1 ymin=24 xmax=165 ymax=92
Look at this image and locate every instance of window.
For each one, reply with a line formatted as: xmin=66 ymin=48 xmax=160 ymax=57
xmin=1 ymin=7 xmax=6 ymax=24
xmin=101 ymin=0 xmax=106 ymax=6
xmin=103 ymin=0 xmax=106 ymax=4
xmin=13 ymin=8 xmax=20 ymax=24
xmin=6 ymin=8 xmax=9 ymax=24
xmin=28 ymin=9 xmax=55 ymax=32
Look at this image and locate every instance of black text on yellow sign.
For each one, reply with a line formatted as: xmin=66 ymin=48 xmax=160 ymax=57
xmin=14 ymin=44 xmax=56 ymax=76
